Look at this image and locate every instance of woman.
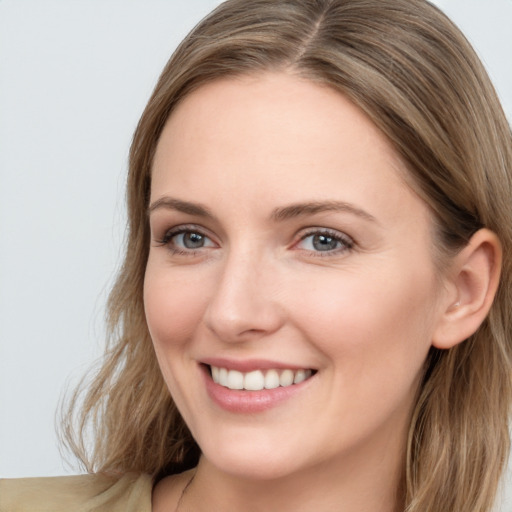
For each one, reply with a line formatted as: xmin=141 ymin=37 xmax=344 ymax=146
xmin=1 ymin=0 xmax=511 ymax=510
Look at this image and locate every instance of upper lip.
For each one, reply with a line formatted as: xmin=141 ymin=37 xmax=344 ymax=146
xmin=200 ymin=357 xmax=315 ymax=373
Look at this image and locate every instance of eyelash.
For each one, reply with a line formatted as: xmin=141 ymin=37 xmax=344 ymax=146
xmin=295 ymin=228 xmax=354 ymax=257
xmin=154 ymin=225 xmax=354 ymax=257
xmin=155 ymin=224 xmax=215 ymax=256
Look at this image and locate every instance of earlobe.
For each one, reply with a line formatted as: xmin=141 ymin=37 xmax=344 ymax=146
xmin=432 ymin=228 xmax=502 ymax=350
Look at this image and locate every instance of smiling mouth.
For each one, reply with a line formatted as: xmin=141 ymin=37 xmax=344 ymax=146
xmin=208 ymin=365 xmax=316 ymax=391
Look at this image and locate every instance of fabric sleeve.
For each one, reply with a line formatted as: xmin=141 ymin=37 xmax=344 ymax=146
xmin=0 ymin=472 xmax=152 ymax=512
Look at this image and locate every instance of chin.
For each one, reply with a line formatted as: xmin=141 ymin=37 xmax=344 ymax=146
xmin=198 ymin=434 xmax=311 ymax=481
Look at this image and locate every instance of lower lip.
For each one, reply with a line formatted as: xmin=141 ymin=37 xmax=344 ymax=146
xmin=202 ymin=365 xmax=314 ymax=413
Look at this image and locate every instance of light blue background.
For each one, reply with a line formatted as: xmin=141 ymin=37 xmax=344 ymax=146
xmin=1 ymin=0 xmax=511 ymax=509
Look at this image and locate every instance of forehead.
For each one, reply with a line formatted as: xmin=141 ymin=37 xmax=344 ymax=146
xmin=154 ymin=72 xmax=401 ymax=173
xmin=151 ymin=72 xmax=428 ymax=229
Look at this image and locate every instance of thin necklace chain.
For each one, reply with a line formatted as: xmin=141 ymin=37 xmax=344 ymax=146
xmin=173 ymin=472 xmax=196 ymax=512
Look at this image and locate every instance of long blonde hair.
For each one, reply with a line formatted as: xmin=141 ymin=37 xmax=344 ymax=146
xmin=63 ymin=0 xmax=512 ymax=510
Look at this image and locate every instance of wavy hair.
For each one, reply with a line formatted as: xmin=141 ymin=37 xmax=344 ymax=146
xmin=63 ymin=1 xmax=512 ymax=510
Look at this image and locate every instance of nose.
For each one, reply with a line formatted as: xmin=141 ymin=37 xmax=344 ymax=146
xmin=203 ymin=249 xmax=285 ymax=343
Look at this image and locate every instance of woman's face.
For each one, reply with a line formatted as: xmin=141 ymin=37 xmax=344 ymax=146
xmin=144 ymin=72 xmax=448 ymax=481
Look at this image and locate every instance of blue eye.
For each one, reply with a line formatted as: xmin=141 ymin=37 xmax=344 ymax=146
xmin=297 ymin=230 xmax=353 ymax=254
xmin=173 ymin=231 xmax=210 ymax=249
xmin=158 ymin=227 xmax=216 ymax=253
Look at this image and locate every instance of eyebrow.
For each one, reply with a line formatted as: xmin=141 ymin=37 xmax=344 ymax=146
xmin=270 ymin=201 xmax=378 ymax=223
xmin=148 ymin=197 xmax=215 ymax=218
xmin=148 ymin=196 xmax=377 ymax=224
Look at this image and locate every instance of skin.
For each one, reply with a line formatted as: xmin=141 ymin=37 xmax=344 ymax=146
xmin=145 ymin=72 xmax=455 ymax=512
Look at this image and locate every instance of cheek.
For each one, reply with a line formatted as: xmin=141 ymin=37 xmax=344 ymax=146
xmin=294 ymin=266 xmax=437 ymax=393
xmin=143 ymin=262 xmax=209 ymax=351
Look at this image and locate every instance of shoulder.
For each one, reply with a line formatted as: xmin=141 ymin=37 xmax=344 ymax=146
xmin=0 ymin=472 xmax=152 ymax=512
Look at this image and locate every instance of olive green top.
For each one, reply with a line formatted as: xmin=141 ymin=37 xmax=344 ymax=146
xmin=0 ymin=472 xmax=152 ymax=512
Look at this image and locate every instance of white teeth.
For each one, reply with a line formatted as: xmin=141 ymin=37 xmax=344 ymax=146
xmin=264 ymin=369 xmax=280 ymax=389
xmin=293 ymin=369 xmax=312 ymax=384
xmin=293 ymin=369 xmax=306 ymax=384
xmin=227 ymin=370 xmax=244 ymax=390
xmin=244 ymin=370 xmax=265 ymax=391
xmin=210 ymin=366 xmax=314 ymax=391
xmin=279 ymin=369 xmax=294 ymax=387
xmin=219 ymin=367 xmax=228 ymax=387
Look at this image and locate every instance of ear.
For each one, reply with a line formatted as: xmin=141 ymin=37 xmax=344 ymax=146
xmin=432 ymin=228 xmax=502 ymax=349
